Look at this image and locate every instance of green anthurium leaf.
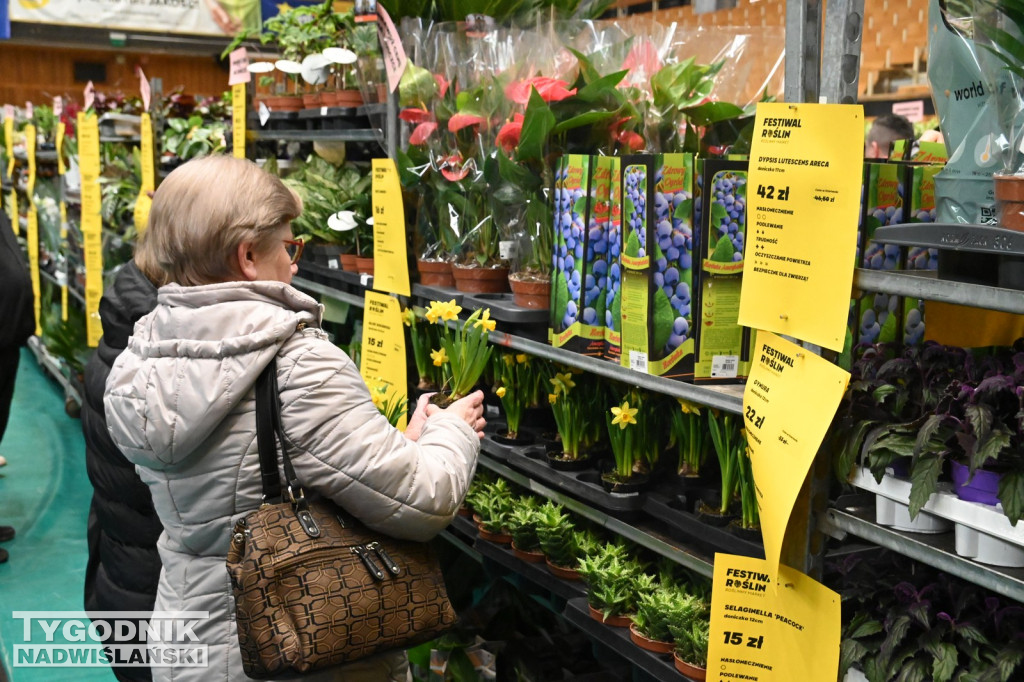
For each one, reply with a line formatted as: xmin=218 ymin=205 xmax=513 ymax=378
xmin=398 ymin=62 xmax=438 ymax=109
xmin=908 ymin=452 xmax=944 ymax=518
xmin=552 ymin=109 xmax=619 ymax=135
xmin=682 ymin=101 xmax=746 ymax=127
xmin=574 ymin=69 xmax=629 ymax=103
xmin=624 ymin=230 xmax=641 ymax=258
xmin=495 ymin=149 xmax=536 ymax=192
xmin=710 ymin=235 xmax=734 ymax=263
xmin=518 ymin=90 xmax=555 ymax=163
xmin=567 ymin=47 xmax=601 ymax=84
xmin=653 ymin=287 xmax=674 ymax=351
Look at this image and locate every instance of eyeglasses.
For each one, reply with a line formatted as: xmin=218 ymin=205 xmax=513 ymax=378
xmin=283 ymin=238 xmax=304 ymax=265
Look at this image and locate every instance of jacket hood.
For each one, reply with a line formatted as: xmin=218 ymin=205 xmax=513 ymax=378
xmin=105 ymin=281 xmax=322 ymax=470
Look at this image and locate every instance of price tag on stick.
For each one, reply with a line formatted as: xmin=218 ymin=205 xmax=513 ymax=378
xmin=360 ymin=291 xmax=408 ymax=431
xmin=737 ymin=103 xmax=863 ymax=352
xmin=370 ymin=159 xmax=410 ymax=296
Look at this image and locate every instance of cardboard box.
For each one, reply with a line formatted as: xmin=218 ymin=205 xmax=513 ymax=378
xmin=619 ymin=153 xmax=698 ymax=380
xmin=694 ymin=158 xmax=754 ymax=383
xmin=549 ymin=155 xmax=591 ymax=350
xmin=604 ymin=156 xmax=623 ymax=362
xmin=902 ymin=163 xmax=941 ymax=346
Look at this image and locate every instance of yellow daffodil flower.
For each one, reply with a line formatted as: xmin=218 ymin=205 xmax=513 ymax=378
xmin=515 ymin=353 xmax=528 ymax=364
xmin=473 ymin=309 xmax=496 ymax=332
xmin=425 ymin=302 xmax=442 ymax=324
xmin=553 ymin=372 xmax=576 ymax=392
xmin=401 ymin=308 xmax=415 ymax=327
xmin=678 ymin=398 xmax=701 ymax=415
xmin=496 ymin=386 xmax=507 ymax=398
xmin=548 ymin=392 xmax=559 ymax=405
xmin=440 ymin=299 xmax=462 ymax=322
xmin=611 ymin=401 xmax=638 ymax=429
xmin=430 ymin=347 xmax=449 ymax=366
xmin=503 ymin=354 xmax=515 ymax=366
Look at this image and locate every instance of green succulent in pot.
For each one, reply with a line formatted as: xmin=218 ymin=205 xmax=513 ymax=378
xmin=577 ymin=543 xmax=644 ymax=621
xmin=505 ymin=497 xmax=542 ymax=553
xmin=535 ymin=501 xmax=578 ymax=569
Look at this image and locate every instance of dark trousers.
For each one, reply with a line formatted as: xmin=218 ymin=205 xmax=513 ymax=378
xmin=0 ymin=346 xmax=19 ymax=443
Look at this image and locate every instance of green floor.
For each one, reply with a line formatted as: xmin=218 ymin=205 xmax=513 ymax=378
xmin=0 ymin=348 xmax=116 ymax=681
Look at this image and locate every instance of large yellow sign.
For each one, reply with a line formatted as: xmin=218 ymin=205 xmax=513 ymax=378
xmin=737 ymin=103 xmax=863 ymax=352
xmin=708 ymin=553 xmax=840 ymax=681
xmin=370 ymin=159 xmax=410 ymax=297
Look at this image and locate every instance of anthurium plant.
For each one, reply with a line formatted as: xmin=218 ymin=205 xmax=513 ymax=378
xmin=425 ymin=299 xmax=494 ymax=402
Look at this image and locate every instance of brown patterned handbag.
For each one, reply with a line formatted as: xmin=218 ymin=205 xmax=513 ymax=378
xmin=226 ymin=359 xmax=457 ymax=678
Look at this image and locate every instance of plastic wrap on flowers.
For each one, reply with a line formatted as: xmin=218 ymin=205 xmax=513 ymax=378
xmin=972 ymin=4 xmax=1024 ymax=178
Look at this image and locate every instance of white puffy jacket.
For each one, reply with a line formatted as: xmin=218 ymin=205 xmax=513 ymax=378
xmin=104 ymin=281 xmax=479 ymax=682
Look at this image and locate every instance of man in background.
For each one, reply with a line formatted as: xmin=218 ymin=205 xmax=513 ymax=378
xmin=0 ymin=211 xmax=36 ymax=563
xmin=865 ymin=113 xmax=916 ymax=159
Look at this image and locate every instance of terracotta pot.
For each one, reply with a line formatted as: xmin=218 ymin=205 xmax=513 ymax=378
xmin=301 ymin=93 xmax=322 ymax=109
xmin=673 ymin=653 xmax=707 ymax=680
xmin=510 ymin=543 xmax=546 ymax=563
xmin=457 ymin=505 xmax=472 ymax=518
xmin=339 ymin=253 xmax=359 ymax=271
xmin=477 ymin=526 xmax=513 ymax=544
xmin=334 ymin=89 xmax=364 ymax=107
xmin=358 ymin=256 xmax=378 ymax=274
xmin=508 ymin=275 xmax=551 ymax=309
xmin=451 ymin=264 xmax=510 ymax=294
xmin=319 ymin=91 xmax=339 ymax=107
xmin=629 ymin=623 xmax=674 ymax=654
xmin=417 ymin=259 xmax=455 ymax=287
xmin=264 ymin=95 xmax=303 ymax=112
xmin=994 ymin=174 xmax=1024 ymax=231
xmin=545 ymin=559 xmax=581 ymax=581
xmin=588 ymin=604 xmax=632 ymax=628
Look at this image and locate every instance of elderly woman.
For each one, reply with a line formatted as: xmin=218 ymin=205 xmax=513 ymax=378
xmin=104 ymin=155 xmax=484 ymax=682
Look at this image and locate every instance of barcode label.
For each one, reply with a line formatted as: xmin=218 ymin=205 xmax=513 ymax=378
xmin=980 ymin=205 xmax=999 ymax=225
xmin=499 ymin=240 xmax=517 ymax=260
xmin=628 ymin=351 xmax=648 ymax=374
xmin=327 ymin=258 xmax=339 ymax=269
xmin=711 ymin=355 xmax=739 ymax=378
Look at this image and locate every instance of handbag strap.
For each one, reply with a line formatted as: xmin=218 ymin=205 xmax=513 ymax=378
xmin=255 ymin=357 xmax=304 ymax=506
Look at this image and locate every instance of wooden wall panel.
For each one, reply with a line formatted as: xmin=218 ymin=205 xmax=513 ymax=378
xmin=0 ymin=43 xmax=229 ymax=106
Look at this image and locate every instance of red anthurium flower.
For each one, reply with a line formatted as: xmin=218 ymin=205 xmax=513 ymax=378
xmin=496 ymin=114 xmax=524 ymax=153
xmin=617 ymin=130 xmax=644 ymax=152
xmin=621 ymin=40 xmax=662 ymax=80
xmin=448 ymin=113 xmax=485 ymax=133
xmin=609 ymin=116 xmax=632 ymax=134
xmin=400 ymin=108 xmax=431 ymax=123
xmin=409 ymin=122 xmax=438 ymax=146
xmin=434 ymin=74 xmax=449 ymax=98
xmin=505 ymin=76 xmax=576 ymax=105
xmin=439 ymin=153 xmax=471 ymax=182
xmin=532 ymin=76 xmax=576 ymax=103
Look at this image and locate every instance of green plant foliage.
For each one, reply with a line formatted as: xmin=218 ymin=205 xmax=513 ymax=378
xmin=283 ymin=155 xmax=371 ymax=251
xmin=534 ymin=501 xmax=577 ymax=568
xmin=576 ymin=543 xmax=644 ymax=619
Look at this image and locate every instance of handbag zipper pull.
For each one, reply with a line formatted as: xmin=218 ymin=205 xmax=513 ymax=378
xmin=367 ymin=542 xmax=401 ymax=577
xmin=351 ymin=545 xmax=386 ymax=581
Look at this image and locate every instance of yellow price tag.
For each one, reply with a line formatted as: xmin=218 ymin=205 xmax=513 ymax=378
xmin=232 ymin=82 xmax=247 ymax=160
xmin=140 ymin=113 xmax=155 ymax=191
xmin=7 ymin=190 xmax=17 ymax=237
xmin=60 ymin=201 xmax=68 ymax=322
xmin=77 ymin=112 xmax=103 ymax=346
xmin=743 ymin=331 xmax=849 ymax=580
xmin=25 ymin=124 xmax=36 ymax=200
xmin=4 ymin=112 xmax=13 ymax=181
xmin=57 ymin=121 xmax=66 ymax=176
xmin=708 ymin=553 xmax=840 ymax=681
xmin=27 ymin=206 xmax=41 ymax=336
xmin=737 ymin=103 xmax=864 ymax=352
xmin=360 ymin=290 xmax=408 ymax=431
xmin=370 ymin=159 xmax=410 ymax=297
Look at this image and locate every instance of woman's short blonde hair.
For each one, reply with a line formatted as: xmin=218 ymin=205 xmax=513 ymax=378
xmin=145 ymin=156 xmax=302 ymax=286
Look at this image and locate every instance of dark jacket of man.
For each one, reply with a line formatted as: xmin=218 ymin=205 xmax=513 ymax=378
xmin=82 ymin=261 xmax=161 ymax=682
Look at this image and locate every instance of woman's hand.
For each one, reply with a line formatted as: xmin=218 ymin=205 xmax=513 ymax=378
xmin=403 ymin=392 xmax=434 ymax=442
xmin=430 ymin=391 xmax=486 ymax=440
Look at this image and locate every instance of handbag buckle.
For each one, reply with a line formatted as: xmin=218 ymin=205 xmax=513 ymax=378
xmin=352 ymin=545 xmax=386 ymax=581
xmin=296 ymin=509 xmax=321 ymax=538
xmin=287 ymin=485 xmax=307 ymax=507
xmin=367 ymin=542 xmax=401 ymax=577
